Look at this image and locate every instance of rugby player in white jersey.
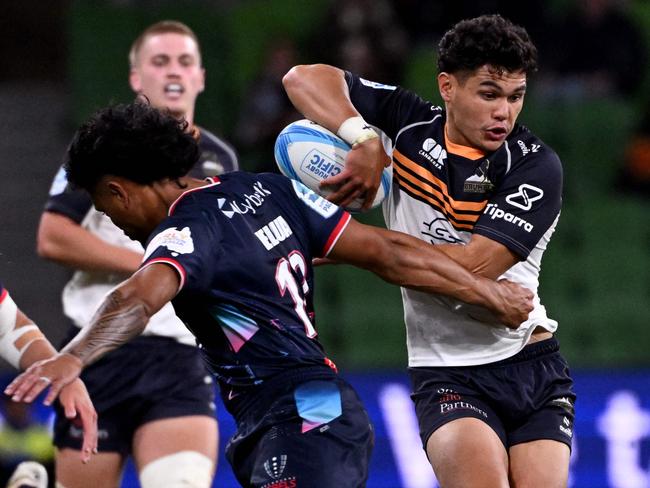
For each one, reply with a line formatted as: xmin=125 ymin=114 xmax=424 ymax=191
xmin=283 ymin=14 xmax=575 ymax=488
xmin=35 ymin=21 xmax=237 ymax=488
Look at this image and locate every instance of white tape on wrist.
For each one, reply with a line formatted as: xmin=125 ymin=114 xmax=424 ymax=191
xmin=0 ymin=292 xmax=45 ymax=368
xmin=337 ymin=116 xmax=379 ymax=147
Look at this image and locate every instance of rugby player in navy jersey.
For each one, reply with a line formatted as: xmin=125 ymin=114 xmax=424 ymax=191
xmin=0 ymin=283 xmax=96 ymax=464
xmin=35 ymin=21 xmax=237 ymax=488
xmin=283 ymin=13 xmax=575 ymax=488
xmin=7 ymin=101 xmax=533 ymax=487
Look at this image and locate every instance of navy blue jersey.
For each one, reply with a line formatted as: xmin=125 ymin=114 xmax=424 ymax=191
xmin=141 ymin=172 xmax=350 ymax=406
xmin=45 ymin=126 xmax=238 ymax=223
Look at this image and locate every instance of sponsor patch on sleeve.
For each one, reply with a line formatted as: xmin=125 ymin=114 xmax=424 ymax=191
xmin=359 ymin=77 xmax=397 ymax=91
xmin=143 ymin=226 xmax=195 ymax=260
xmin=49 ymin=167 xmax=68 ymax=196
xmin=291 ymin=180 xmax=338 ymax=218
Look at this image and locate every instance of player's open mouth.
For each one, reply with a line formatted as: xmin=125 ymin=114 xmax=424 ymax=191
xmin=485 ymin=127 xmax=507 ymax=141
xmin=164 ymin=83 xmax=184 ymax=95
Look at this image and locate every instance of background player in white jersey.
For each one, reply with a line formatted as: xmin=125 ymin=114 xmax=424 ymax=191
xmin=7 ymin=101 xmax=532 ymax=487
xmin=0 ymin=283 xmax=96 ymax=464
xmin=36 ymin=21 xmax=237 ymax=488
xmin=283 ymin=14 xmax=575 ymax=488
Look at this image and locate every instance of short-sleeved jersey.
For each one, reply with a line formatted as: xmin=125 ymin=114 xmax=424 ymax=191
xmin=140 ymin=172 xmax=350 ymax=411
xmin=44 ymin=127 xmax=239 ymax=344
xmin=345 ymin=71 xmax=563 ymax=366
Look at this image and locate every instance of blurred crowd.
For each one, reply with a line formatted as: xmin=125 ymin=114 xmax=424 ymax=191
xmin=230 ymin=0 xmax=650 ymax=194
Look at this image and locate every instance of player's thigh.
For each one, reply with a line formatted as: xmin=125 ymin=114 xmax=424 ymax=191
xmin=56 ymin=448 xmax=124 ymax=488
xmin=426 ymin=418 xmax=509 ymax=488
xmin=509 ymin=439 xmax=570 ymax=488
xmin=132 ymin=415 xmax=218 ymax=471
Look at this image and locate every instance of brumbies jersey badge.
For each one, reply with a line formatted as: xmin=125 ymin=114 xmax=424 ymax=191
xmin=464 ymin=158 xmax=494 ymax=193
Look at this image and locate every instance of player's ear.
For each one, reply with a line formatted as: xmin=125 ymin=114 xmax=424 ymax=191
xmin=107 ymin=180 xmax=129 ymax=207
xmin=198 ymin=67 xmax=206 ymax=94
xmin=129 ymin=68 xmax=142 ymax=93
xmin=438 ymin=72 xmax=453 ymax=103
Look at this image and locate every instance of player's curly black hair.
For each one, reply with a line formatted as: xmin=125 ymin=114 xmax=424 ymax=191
xmin=65 ymin=101 xmax=199 ymax=191
xmin=437 ymin=15 xmax=537 ymax=76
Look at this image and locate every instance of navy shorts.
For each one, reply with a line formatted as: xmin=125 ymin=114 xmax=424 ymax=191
xmin=226 ymin=372 xmax=374 ymax=488
xmin=53 ymin=328 xmax=216 ymax=455
xmin=409 ymin=336 xmax=575 ymax=450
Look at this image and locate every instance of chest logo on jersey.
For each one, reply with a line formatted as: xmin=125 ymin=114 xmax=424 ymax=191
xmin=144 ymin=226 xmax=194 ymax=259
xmin=255 ymin=216 xmax=293 ymax=250
xmin=422 ymin=218 xmax=465 ymax=244
xmin=218 ymin=181 xmax=272 ymax=218
xmin=464 ymin=158 xmax=495 ymax=194
xmin=418 ymin=138 xmax=447 ymax=170
xmin=505 ymin=184 xmax=544 ymax=211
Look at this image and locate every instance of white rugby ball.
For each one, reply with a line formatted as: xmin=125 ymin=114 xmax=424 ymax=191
xmin=274 ymin=119 xmax=391 ymax=211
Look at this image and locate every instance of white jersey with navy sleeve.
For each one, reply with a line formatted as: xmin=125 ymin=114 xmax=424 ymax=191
xmin=44 ymin=127 xmax=238 ymax=344
xmin=345 ymin=71 xmax=563 ymax=366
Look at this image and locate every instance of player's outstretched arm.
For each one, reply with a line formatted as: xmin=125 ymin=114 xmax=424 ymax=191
xmin=328 ymin=219 xmax=533 ymax=328
xmin=4 ymin=263 xmax=178 ymax=405
xmin=38 ymin=211 xmax=142 ymax=274
xmin=283 ymin=64 xmax=387 ymax=210
xmin=0 ymin=291 xmax=98 ymax=462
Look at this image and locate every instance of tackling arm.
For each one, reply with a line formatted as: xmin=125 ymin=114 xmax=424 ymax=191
xmin=432 ymin=235 xmax=520 ymax=280
xmin=328 ymin=219 xmax=532 ymax=328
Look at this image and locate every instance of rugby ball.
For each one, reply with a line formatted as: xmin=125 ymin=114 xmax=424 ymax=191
xmin=274 ymin=119 xmax=391 ymax=211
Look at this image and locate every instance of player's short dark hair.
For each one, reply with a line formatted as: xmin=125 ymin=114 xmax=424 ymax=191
xmin=65 ymin=102 xmax=199 ymax=191
xmin=437 ymin=15 xmax=537 ymax=76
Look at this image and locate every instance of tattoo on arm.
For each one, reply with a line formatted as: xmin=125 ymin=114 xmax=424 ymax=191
xmin=62 ymin=289 xmax=150 ymax=366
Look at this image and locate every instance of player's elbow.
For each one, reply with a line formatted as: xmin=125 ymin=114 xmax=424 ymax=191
xmin=282 ymin=64 xmax=333 ymax=93
xmin=282 ymin=65 xmax=307 ymax=93
xmin=36 ymin=225 xmax=60 ymax=260
xmin=36 ymin=213 xmax=72 ymax=261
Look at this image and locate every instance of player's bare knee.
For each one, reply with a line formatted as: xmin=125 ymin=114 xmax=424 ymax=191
xmin=139 ymin=451 xmax=214 ymax=488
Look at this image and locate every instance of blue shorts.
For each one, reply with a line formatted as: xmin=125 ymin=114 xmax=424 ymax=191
xmin=409 ymin=337 xmax=575 ymax=450
xmin=53 ymin=328 xmax=216 ymax=455
xmin=226 ymin=370 xmax=373 ymax=488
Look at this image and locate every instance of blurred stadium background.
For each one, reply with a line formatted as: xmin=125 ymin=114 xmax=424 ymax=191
xmin=0 ymin=1 xmax=648 ymax=487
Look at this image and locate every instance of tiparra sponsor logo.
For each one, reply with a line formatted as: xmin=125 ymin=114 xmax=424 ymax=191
xmin=484 ymin=202 xmax=534 ymax=232
xmin=255 ymin=216 xmax=293 ymax=250
xmin=505 ymin=183 xmax=544 ymax=211
xmin=418 ymin=138 xmax=447 ymax=170
xmin=218 ymin=181 xmax=272 ymax=218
